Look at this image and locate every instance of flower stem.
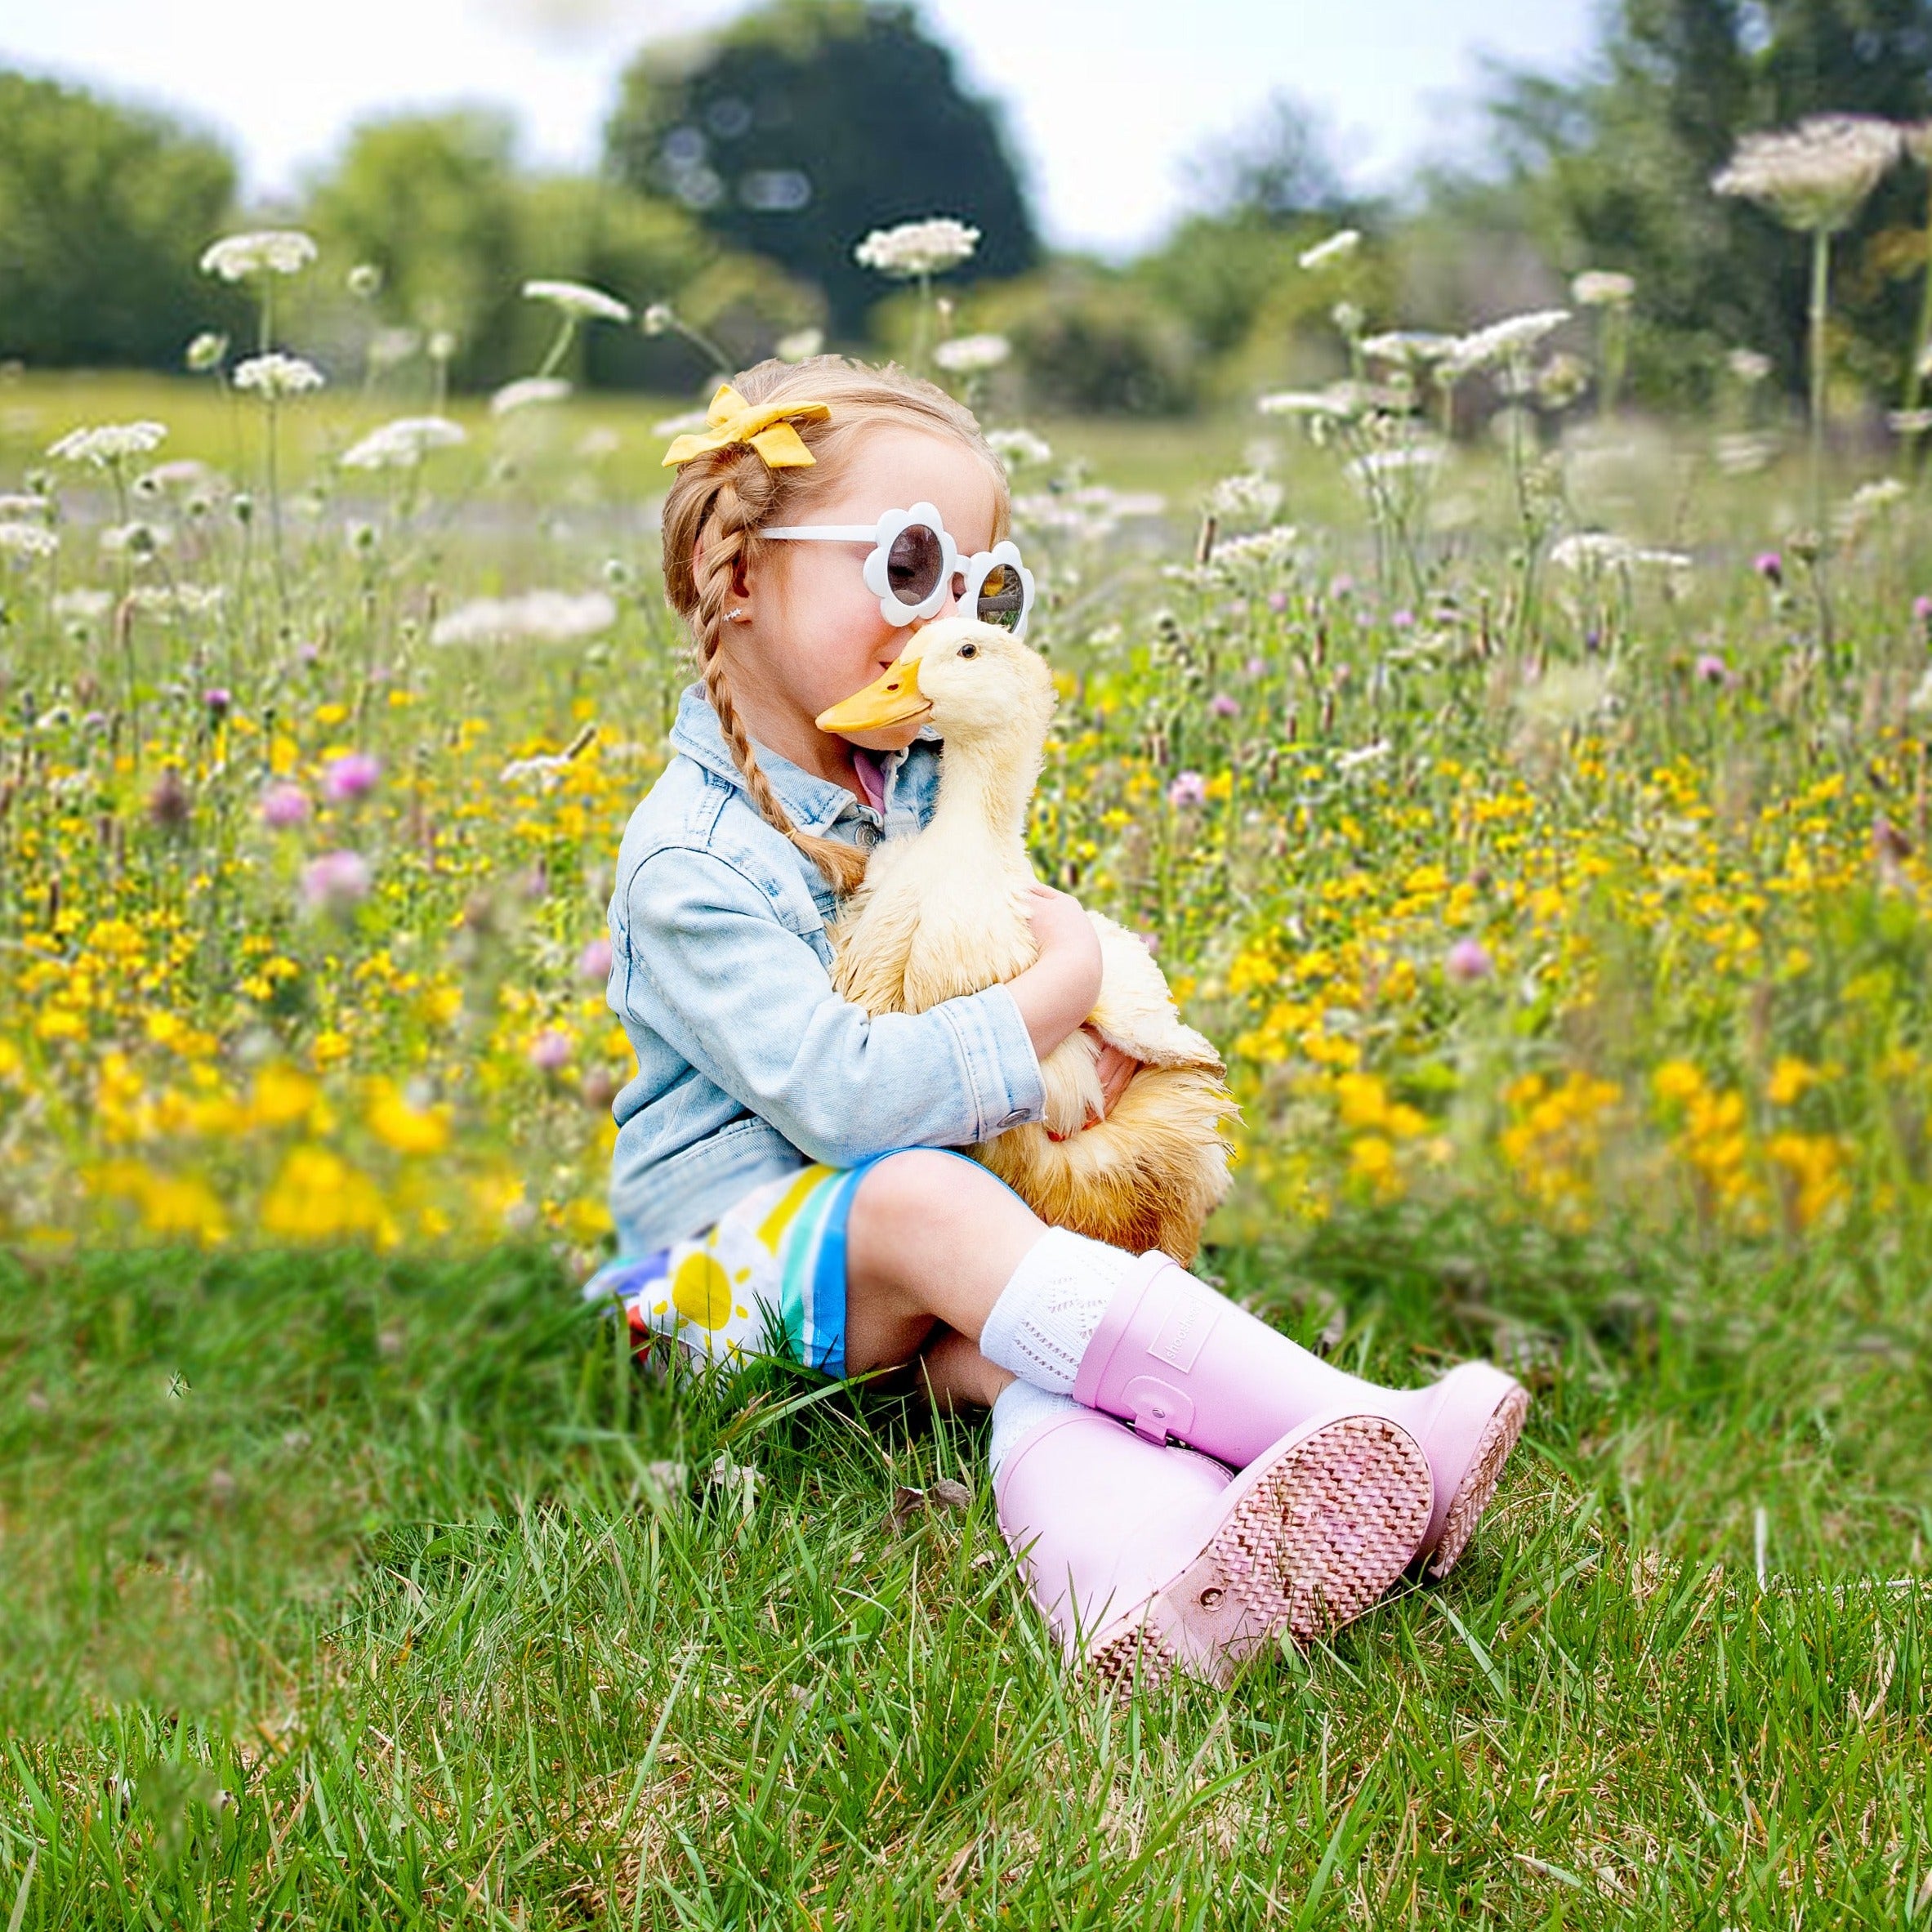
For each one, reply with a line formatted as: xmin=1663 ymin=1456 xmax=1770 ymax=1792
xmin=1900 ymin=181 xmax=1932 ymax=471
xmin=1807 ymin=227 xmax=1832 ymax=529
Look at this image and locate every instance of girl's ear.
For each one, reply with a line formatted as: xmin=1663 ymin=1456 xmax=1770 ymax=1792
xmin=730 ymin=548 xmax=755 ymax=603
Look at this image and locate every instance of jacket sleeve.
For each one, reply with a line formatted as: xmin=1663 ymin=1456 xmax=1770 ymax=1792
xmin=618 ymin=846 xmax=1046 ymax=1167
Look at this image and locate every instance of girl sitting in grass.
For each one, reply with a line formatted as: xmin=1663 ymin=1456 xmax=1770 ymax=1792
xmin=587 ymin=357 xmax=1528 ymax=1687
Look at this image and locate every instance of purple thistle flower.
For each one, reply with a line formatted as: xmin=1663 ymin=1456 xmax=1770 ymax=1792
xmin=1754 ymin=551 xmax=1783 ymax=587
xmin=1695 ymin=652 xmax=1731 ymax=687
xmin=1209 ymin=692 xmax=1240 ymax=718
xmin=529 ymin=1029 xmax=573 ymax=1073
xmin=1391 ymin=608 xmax=1416 ymax=631
xmin=1266 ymin=591 xmax=1288 ymax=614
xmin=577 ymin=936 xmax=614 ymax=983
xmin=322 ymin=752 xmax=381 ymax=804
xmin=203 ymin=687 xmax=232 ymax=720
xmin=1167 ymin=770 xmax=1207 ymax=808
xmin=301 ymin=850 xmax=371 ymax=916
xmin=1245 ymin=655 xmax=1269 ymax=676
xmin=1913 ymin=593 xmax=1932 ymax=627
xmin=260 ymin=782 xmax=312 ymax=831
xmin=1445 ymin=938 xmax=1493 ymax=985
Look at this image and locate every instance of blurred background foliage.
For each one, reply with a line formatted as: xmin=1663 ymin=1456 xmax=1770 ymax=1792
xmin=7 ymin=0 xmax=1932 ymax=416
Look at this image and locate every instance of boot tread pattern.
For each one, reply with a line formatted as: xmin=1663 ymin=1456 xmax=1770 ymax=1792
xmin=1214 ymin=1416 xmax=1432 ymax=1646
xmin=1427 ymin=1384 xmax=1531 ymax=1579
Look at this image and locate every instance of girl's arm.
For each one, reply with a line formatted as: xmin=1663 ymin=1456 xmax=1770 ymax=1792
xmin=620 ymin=850 xmax=1095 ymax=1167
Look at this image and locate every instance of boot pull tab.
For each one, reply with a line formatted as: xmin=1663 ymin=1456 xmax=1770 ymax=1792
xmin=1122 ymin=1376 xmax=1195 ymax=1444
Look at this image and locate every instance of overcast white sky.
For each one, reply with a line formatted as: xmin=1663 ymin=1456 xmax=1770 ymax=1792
xmin=0 ymin=0 xmax=1597 ymax=255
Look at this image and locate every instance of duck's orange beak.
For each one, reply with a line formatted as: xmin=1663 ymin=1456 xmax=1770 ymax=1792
xmin=815 ymin=656 xmax=930 ymax=734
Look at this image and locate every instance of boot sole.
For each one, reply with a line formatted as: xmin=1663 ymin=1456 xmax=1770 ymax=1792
xmin=1426 ymin=1382 xmax=1531 ymax=1579
xmin=1083 ymin=1414 xmax=1433 ymax=1689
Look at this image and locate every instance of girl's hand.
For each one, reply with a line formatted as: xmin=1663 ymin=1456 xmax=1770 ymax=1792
xmin=1010 ymin=884 xmax=1104 ymax=1066
xmin=1084 ymin=1030 xmax=1143 ymax=1127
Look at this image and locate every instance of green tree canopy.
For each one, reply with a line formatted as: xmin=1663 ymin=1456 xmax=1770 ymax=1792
xmin=0 ymin=72 xmax=239 ymax=370
xmin=1473 ymin=0 xmax=1932 ymax=402
xmin=605 ymin=0 xmax=1038 ymax=337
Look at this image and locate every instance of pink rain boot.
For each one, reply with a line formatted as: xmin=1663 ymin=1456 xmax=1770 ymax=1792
xmin=994 ymin=1402 xmax=1434 ymax=1689
xmin=1070 ymin=1254 xmax=1529 ymax=1578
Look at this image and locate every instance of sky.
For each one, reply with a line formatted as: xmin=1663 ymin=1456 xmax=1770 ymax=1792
xmin=0 ymin=0 xmax=1599 ymax=256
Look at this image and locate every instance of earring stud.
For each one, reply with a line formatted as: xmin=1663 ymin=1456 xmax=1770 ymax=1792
xmin=725 ymin=608 xmax=747 ymax=622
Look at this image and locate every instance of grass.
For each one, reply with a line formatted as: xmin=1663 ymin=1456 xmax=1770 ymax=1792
xmin=3 ymin=1220 xmax=1928 ymax=1927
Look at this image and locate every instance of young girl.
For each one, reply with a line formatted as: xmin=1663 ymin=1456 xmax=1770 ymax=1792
xmin=592 ymin=359 xmax=1528 ymax=1687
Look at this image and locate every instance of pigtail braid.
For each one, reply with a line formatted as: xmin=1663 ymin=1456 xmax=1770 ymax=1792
xmin=685 ymin=450 xmax=869 ymax=895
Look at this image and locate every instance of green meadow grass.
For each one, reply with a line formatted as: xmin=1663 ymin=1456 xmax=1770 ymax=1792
xmin=2 ymin=1223 xmax=1926 ymax=1928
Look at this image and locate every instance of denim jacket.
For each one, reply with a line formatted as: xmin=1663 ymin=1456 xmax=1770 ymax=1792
xmin=604 ymin=683 xmax=1048 ymax=1254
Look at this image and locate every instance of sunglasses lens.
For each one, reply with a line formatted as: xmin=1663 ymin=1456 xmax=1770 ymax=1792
xmin=975 ymin=560 xmax=1026 ymax=630
xmin=886 ymin=524 xmax=944 ymax=607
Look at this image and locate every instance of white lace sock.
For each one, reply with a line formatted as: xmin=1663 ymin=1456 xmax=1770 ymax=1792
xmin=979 ymin=1228 xmax=1140 ymax=1394
xmin=988 ymin=1381 xmax=1078 ymax=1478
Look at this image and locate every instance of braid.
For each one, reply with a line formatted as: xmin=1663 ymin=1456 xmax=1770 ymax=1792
xmin=688 ymin=453 xmax=869 ymax=895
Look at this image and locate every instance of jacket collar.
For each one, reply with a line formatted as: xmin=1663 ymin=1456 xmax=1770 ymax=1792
xmin=669 ymin=682 xmax=932 ymax=834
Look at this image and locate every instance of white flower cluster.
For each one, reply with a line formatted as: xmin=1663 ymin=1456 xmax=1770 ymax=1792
xmin=47 ymin=421 xmax=168 ymax=466
xmin=431 ymin=590 xmax=618 ymax=648
xmin=1571 ymin=270 xmax=1635 ymax=308
xmin=234 ymin=353 xmax=326 ymax=399
xmin=1297 ymin=229 xmax=1361 ymax=272
xmin=933 ymin=332 xmax=1010 ymax=374
xmin=1548 ymin=532 xmax=1693 ymax=574
xmin=853 ymin=217 xmax=980 ymax=279
xmin=522 ymin=279 xmax=632 ymax=324
xmin=1204 ymin=471 xmax=1284 ymax=522
xmin=340 ymin=417 xmax=468 ymax=470
xmin=1443 ymin=310 xmax=1572 ymax=377
xmin=1359 ymin=331 xmax=1459 ymax=368
xmin=199 ymin=230 xmax=319 ymax=280
xmin=493 ymin=377 xmax=573 ymax=417
xmin=1712 ymin=115 xmax=1901 ymax=233
xmin=987 ymin=426 xmax=1052 ymax=468
xmin=775 ymin=328 xmax=824 ymax=364
xmin=1257 ymin=382 xmax=1368 ymax=423
xmin=53 ymin=588 xmax=113 ymax=623
xmin=0 ymin=522 xmax=58 ymax=560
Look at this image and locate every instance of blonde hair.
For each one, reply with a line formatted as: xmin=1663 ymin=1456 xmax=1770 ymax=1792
xmin=661 ymin=355 xmax=1010 ymax=895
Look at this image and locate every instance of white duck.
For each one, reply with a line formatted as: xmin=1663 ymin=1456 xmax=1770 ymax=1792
xmin=816 ymin=617 xmax=1233 ymax=1263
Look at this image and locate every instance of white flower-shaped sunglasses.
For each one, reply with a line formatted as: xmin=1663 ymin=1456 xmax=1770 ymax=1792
xmin=763 ymin=502 xmax=1035 ymax=636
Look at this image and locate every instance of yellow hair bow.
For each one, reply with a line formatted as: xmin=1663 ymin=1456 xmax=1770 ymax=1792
xmin=660 ymin=383 xmax=831 ymax=470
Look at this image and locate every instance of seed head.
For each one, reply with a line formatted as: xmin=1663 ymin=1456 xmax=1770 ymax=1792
xmin=1712 ymin=115 xmax=1901 ymax=233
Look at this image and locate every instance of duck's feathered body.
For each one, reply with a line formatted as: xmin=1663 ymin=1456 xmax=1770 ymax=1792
xmin=824 ymin=618 xmax=1234 ymax=1263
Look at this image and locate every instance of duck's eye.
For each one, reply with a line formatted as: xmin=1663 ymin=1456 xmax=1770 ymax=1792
xmin=957 ymin=640 xmax=979 ymax=658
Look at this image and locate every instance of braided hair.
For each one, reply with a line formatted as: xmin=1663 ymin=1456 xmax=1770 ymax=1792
xmin=660 ymin=356 xmax=1007 ymax=895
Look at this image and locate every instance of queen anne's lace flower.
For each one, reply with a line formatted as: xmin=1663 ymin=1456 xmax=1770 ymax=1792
xmin=1298 ymin=229 xmax=1361 ymax=271
xmin=1572 ymin=270 xmax=1635 ymax=307
xmin=853 ymin=218 xmax=980 ymax=279
xmin=340 ymin=417 xmax=467 ymax=470
xmin=1444 ymin=310 xmax=1572 ymax=377
xmin=1712 ymin=116 xmax=1901 ymax=233
xmin=775 ymin=328 xmax=824 ymax=363
xmin=47 ymin=422 xmax=168 ymax=466
xmin=0 ymin=523 xmax=58 ymax=560
xmin=233 ymin=354 xmax=326 ymax=399
xmin=431 ymin=590 xmax=617 ymax=647
xmin=987 ymin=427 xmax=1052 ymax=468
xmin=521 ymin=279 xmax=632 ymax=323
xmin=492 ymin=377 xmax=573 ymax=417
xmin=199 ymin=230 xmax=319 ymax=280
xmin=933 ymin=333 xmax=1011 ymax=373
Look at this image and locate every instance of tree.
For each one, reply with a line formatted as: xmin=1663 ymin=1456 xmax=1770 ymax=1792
xmin=0 ymin=72 xmax=239 ymax=370
xmin=1182 ymin=92 xmax=1355 ymax=227
xmin=1472 ymin=0 xmax=1932 ymax=403
xmin=605 ymin=0 xmax=1038 ymax=337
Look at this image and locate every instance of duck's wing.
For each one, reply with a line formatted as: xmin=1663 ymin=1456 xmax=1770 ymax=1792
xmin=1085 ymin=911 xmax=1225 ymax=1073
